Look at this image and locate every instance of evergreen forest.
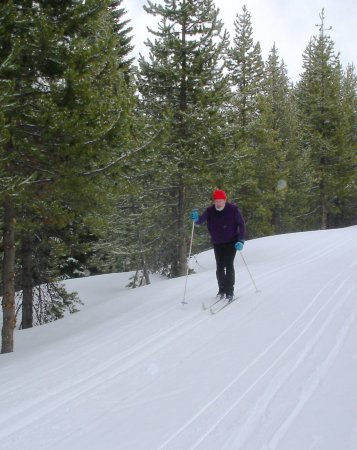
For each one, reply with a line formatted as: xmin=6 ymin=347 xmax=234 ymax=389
xmin=1 ymin=0 xmax=356 ymax=352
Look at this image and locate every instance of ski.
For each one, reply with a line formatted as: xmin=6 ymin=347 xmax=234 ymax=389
xmin=210 ymin=296 xmax=239 ymax=314
xmin=202 ymin=297 xmax=224 ymax=311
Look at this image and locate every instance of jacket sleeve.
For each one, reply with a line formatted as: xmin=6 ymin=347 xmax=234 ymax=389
xmin=236 ymin=207 xmax=246 ymax=241
xmin=195 ymin=208 xmax=209 ymax=225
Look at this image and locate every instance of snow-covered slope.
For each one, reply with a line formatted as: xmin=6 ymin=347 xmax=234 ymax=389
xmin=1 ymin=227 xmax=357 ymax=450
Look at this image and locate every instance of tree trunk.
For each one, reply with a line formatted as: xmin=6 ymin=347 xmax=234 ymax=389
xmin=321 ymin=200 xmax=328 ymax=230
xmin=138 ymin=229 xmax=150 ymax=285
xmin=176 ymin=17 xmax=188 ymax=277
xmin=177 ymin=179 xmax=187 ymax=276
xmin=21 ymin=235 xmax=34 ymax=329
xmin=1 ymin=195 xmax=17 ymax=353
xmin=320 ymin=175 xmax=328 ymax=230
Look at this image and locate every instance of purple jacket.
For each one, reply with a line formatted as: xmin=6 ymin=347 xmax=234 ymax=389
xmin=196 ymin=203 xmax=246 ymax=245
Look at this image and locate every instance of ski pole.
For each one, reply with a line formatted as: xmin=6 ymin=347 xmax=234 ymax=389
xmin=239 ymin=251 xmax=261 ymax=293
xmin=182 ymin=211 xmax=196 ymax=305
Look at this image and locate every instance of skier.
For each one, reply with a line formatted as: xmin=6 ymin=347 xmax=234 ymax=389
xmin=191 ymin=189 xmax=246 ymax=302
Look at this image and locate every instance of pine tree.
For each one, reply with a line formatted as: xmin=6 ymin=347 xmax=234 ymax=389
xmin=225 ymin=5 xmax=266 ymax=236
xmin=137 ymin=0 xmax=229 ymax=276
xmin=336 ymin=64 xmax=357 ymax=225
xmin=227 ymin=5 xmax=264 ymax=133
xmin=262 ymin=44 xmax=304 ymax=234
xmin=108 ymin=0 xmax=134 ymax=77
xmin=1 ymin=0 xmax=134 ymax=351
xmin=296 ymin=9 xmax=350 ymax=229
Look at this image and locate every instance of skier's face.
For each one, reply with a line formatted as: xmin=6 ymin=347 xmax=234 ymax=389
xmin=214 ymin=199 xmax=226 ymax=211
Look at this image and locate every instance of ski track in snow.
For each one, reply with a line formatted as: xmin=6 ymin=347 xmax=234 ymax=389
xmin=225 ymin=282 xmax=356 ymax=450
xmin=157 ymin=271 xmax=355 ymax=449
xmin=1 ymin=298 xmax=181 ymax=389
xmin=0 ymin=307 xmax=208 ymax=439
xmin=1 ymin=227 xmax=356 ymax=450
xmin=266 ymin=290 xmax=356 ymax=450
xmin=156 ymin=231 xmax=356 ymax=449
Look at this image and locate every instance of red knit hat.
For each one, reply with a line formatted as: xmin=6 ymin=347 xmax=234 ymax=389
xmin=213 ymin=189 xmax=227 ymax=201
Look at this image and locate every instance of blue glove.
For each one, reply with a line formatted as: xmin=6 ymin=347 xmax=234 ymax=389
xmin=190 ymin=208 xmax=199 ymax=222
xmin=235 ymin=240 xmax=245 ymax=251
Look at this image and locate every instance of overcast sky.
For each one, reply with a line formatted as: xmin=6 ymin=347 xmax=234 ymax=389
xmin=123 ymin=0 xmax=356 ymax=83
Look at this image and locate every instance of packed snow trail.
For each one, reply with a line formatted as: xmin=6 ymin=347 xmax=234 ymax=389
xmin=0 ymin=227 xmax=356 ymax=450
xmin=158 ymin=273 xmax=355 ymax=449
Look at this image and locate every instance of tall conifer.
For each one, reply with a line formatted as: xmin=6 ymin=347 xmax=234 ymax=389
xmin=225 ymin=5 xmax=266 ymax=236
xmin=296 ymin=9 xmax=350 ymax=229
xmin=263 ymin=45 xmax=304 ymax=233
xmin=0 ymin=0 xmax=134 ymax=351
xmin=137 ymin=0 xmax=229 ymax=276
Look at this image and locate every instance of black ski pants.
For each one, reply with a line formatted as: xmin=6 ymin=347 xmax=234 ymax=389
xmin=213 ymin=242 xmax=237 ymax=296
